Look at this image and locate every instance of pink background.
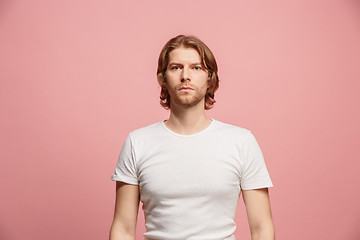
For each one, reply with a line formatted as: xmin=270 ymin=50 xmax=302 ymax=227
xmin=1 ymin=0 xmax=359 ymax=239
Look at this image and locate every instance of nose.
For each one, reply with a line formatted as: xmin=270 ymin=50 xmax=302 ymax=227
xmin=181 ymin=67 xmax=190 ymax=82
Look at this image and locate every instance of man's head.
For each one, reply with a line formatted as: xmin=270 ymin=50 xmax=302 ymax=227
xmin=157 ymin=35 xmax=219 ymax=110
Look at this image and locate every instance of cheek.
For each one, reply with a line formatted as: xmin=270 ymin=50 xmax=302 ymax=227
xmin=165 ymin=72 xmax=178 ymax=83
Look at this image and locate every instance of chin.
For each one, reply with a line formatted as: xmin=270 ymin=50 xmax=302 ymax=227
xmin=175 ymin=98 xmax=204 ymax=108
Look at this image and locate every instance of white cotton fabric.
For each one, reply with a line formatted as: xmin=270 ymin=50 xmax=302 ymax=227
xmin=111 ymin=118 xmax=273 ymax=240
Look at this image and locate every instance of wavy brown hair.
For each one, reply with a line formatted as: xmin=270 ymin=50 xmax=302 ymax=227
xmin=157 ymin=35 xmax=220 ymax=110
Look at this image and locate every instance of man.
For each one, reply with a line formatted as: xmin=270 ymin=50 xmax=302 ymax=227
xmin=109 ymin=35 xmax=275 ymax=240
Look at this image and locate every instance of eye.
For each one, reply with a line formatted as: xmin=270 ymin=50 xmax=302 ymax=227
xmin=171 ymin=66 xmax=180 ymax=70
xmin=194 ymin=66 xmax=202 ymax=70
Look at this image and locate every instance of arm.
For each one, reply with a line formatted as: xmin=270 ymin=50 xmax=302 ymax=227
xmin=242 ymin=188 xmax=275 ymax=240
xmin=109 ymin=181 xmax=140 ymax=240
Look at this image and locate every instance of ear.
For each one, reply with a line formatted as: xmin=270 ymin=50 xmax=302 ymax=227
xmin=157 ymin=73 xmax=166 ymax=87
xmin=207 ymin=73 xmax=211 ymax=88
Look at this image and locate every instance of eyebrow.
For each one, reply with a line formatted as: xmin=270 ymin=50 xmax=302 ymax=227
xmin=168 ymin=62 xmax=202 ymax=66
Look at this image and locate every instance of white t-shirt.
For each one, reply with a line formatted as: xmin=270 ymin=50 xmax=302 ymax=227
xmin=111 ymin=118 xmax=273 ymax=240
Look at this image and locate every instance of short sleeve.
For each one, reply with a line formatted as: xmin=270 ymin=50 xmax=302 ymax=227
xmin=111 ymin=134 xmax=139 ymax=185
xmin=240 ymin=131 xmax=273 ymax=190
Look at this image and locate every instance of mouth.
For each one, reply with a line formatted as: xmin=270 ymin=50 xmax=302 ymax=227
xmin=179 ymin=87 xmax=194 ymax=90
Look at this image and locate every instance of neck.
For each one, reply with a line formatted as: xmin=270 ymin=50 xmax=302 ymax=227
xmin=164 ymin=100 xmax=212 ymax=135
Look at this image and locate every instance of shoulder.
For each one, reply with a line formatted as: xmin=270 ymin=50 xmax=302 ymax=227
xmin=127 ymin=121 xmax=164 ymax=141
xmin=213 ymin=119 xmax=252 ymax=140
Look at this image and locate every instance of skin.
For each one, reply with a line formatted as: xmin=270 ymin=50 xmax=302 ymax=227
xmin=242 ymin=188 xmax=275 ymax=240
xmin=162 ymin=47 xmax=212 ymax=135
xmin=109 ymin=182 xmax=140 ymax=240
xmin=109 ymin=47 xmax=275 ymax=240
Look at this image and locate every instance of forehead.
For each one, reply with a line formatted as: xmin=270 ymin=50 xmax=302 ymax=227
xmin=168 ymin=47 xmax=201 ymax=64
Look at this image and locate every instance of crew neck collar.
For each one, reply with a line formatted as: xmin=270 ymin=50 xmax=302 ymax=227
xmin=161 ymin=118 xmax=216 ymax=137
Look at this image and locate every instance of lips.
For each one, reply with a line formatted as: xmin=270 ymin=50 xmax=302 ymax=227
xmin=179 ymin=86 xmax=194 ymax=90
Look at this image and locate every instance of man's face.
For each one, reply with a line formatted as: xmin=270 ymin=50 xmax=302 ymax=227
xmin=164 ymin=47 xmax=209 ymax=109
